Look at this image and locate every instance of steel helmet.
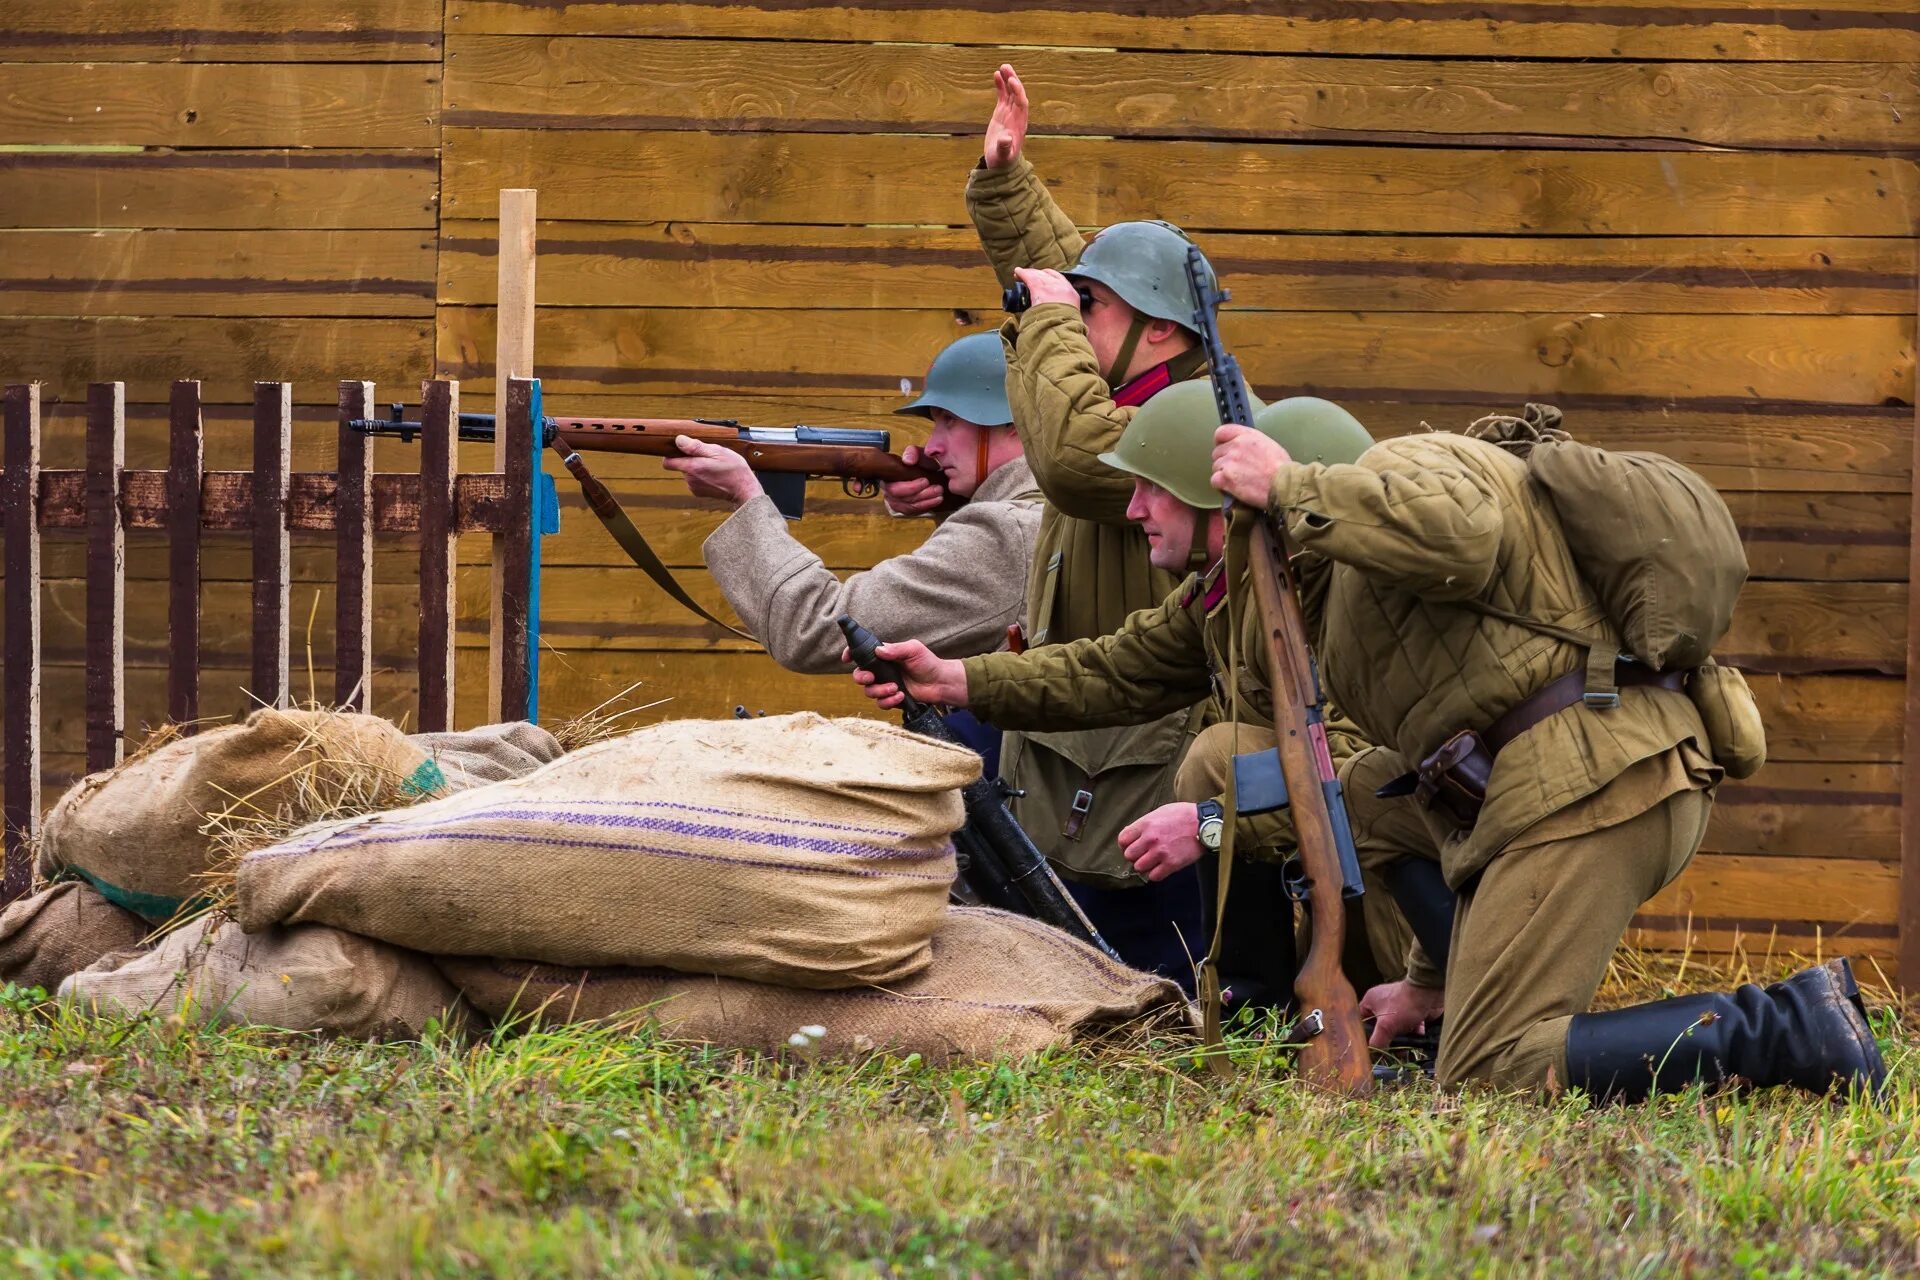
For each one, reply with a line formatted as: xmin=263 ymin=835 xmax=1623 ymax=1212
xmin=894 ymin=332 xmax=1013 ymax=427
xmin=1097 ymin=379 xmax=1266 ymax=510
xmin=1252 ymin=397 xmax=1375 ymax=468
xmin=1067 ymin=220 xmax=1219 ymax=331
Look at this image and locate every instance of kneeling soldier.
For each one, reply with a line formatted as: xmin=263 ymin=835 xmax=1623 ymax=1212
xmin=1206 ymin=414 xmax=1885 ymax=1098
xmin=851 ymin=381 xmax=1416 ymax=1000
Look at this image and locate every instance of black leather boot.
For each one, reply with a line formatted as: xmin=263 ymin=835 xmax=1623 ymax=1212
xmin=1564 ymin=958 xmax=1886 ymax=1102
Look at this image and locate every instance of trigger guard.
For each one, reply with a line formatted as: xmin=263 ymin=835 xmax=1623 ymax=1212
xmin=844 ymin=477 xmax=880 ymax=499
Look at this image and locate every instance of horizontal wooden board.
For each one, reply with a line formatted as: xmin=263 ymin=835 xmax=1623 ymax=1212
xmin=0 ymin=63 xmax=440 ymax=148
xmin=1716 ymin=581 xmax=1903 ymax=675
xmin=0 ymin=230 xmax=434 ymax=318
xmin=0 ymin=150 xmax=439 ymax=231
xmin=438 ymin=305 xmax=1917 ymax=410
xmin=441 ymin=129 xmax=1920 ymax=236
xmin=0 ymin=318 xmax=435 ymax=405
xmin=33 ymin=470 xmax=511 ymax=535
xmin=1726 ymin=491 xmax=1909 ymax=582
xmin=30 ymin=400 xmax=439 ymax=470
xmin=1707 ymin=765 xmax=1899 ymax=862
xmin=1624 ymin=921 xmax=1897 ymax=964
xmin=1641 ymin=854 xmax=1898 ymax=933
xmin=438 ymin=221 xmax=1920 ymax=317
xmin=1745 ymin=673 xmax=1900 ymax=763
xmin=3 ymin=0 xmax=442 ymax=61
xmin=444 ymin=37 xmax=1920 ymax=150
xmin=445 ymin=1 xmax=1920 ymax=62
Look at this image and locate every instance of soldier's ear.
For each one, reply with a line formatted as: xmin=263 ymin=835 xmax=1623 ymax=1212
xmin=1145 ymin=316 xmax=1189 ymax=347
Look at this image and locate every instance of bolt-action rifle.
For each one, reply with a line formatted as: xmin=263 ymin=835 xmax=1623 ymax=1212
xmin=351 ymin=404 xmax=944 ymax=639
xmin=838 ymin=615 xmax=1120 ymax=961
xmin=1184 ymin=245 xmax=1373 ymax=1097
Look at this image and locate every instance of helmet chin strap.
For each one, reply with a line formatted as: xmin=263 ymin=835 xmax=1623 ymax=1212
xmin=975 ymin=424 xmax=993 ymax=493
xmin=1104 ymin=312 xmax=1150 ymax=388
xmin=1186 ymin=504 xmax=1212 ymax=572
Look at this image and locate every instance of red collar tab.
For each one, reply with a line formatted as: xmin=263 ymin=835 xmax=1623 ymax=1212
xmin=1201 ymin=568 xmax=1229 ymax=612
xmin=1111 ymin=360 xmax=1177 ymax=408
xmin=1181 ymin=562 xmax=1229 ymax=611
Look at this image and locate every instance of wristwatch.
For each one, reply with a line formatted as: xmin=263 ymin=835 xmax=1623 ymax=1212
xmin=1196 ymin=799 xmax=1226 ymax=852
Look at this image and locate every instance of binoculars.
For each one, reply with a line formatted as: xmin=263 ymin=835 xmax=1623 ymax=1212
xmin=1002 ymin=280 xmax=1096 ymax=313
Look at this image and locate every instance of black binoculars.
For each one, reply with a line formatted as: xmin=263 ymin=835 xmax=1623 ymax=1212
xmin=1002 ymin=280 xmax=1096 ymax=313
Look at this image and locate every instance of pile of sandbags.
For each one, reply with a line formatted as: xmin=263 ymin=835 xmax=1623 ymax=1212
xmin=0 ymin=881 xmax=150 ymax=994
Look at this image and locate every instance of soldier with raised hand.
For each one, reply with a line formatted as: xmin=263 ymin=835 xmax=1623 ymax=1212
xmin=669 ymin=334 xmax=1039 ymax=772
xmin=1203 ymin=413 xmax=1885 ymax=1099
xmin=881 ymin=62 xmax=1222 ymax=979
xmin=857 ymin=385 xmax=1423 ymax=1004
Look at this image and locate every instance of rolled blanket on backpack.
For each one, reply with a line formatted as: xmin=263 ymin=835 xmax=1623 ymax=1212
xmin=236 ymin=713 xmax=980 ymax=988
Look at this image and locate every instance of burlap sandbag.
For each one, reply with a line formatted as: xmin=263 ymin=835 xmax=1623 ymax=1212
xmin=410 ymin=721 xmax=566 ymax=791
xmin=237 ymin=713 xmax=976 ymax=987
xmin=37 ymin=708 xmax=442 ymax=922
xmin=60 ymin=915 xmax=480 ymax=1041
xmin=0 ymin=881 xmax=151 ymax=993
xmin=435 ymin=907 xmax=1194 ymax=1064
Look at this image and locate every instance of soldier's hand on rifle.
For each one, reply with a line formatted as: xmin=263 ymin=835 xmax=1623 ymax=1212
xmin=844 ymin=638 xmax=969 ymax=709
xmin=1210 ymin=423 xmax=1294 ymax=508
xmin=1358 ymin=978 xmax=1446 ymax=1049
xmin=1117 ymin=802 xmax=1204 ymax=882
xmin=881 ymin=445 xmax=949 ymax=517
xmin=1014 ymin=267 xmax=1085 ymax=311
xmin=984 ymin=63 xmax=1029 ymax=170
xmin=662 ymin=436 xmax=763 ymax=508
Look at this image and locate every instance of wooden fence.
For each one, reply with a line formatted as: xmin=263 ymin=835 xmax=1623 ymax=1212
xmin=0 ymin=375 xmax=546 ymax=903
xmin=0 ymin=0 xmax=1915 ymax=983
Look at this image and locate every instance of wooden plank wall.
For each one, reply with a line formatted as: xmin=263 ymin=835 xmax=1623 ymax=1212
xmin=3 ymin=0 xmax=1918 ymax=973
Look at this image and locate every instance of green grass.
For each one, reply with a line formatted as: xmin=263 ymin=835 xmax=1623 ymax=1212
xmin=0 ymin=986 xmax=1913 ymax=1279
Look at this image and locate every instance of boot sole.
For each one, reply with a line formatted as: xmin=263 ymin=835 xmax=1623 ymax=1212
xmin=1819 ymin=957 xmax=1888 ymax=1101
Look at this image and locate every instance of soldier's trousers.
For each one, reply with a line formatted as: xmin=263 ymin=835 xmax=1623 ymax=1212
xmin=1173 ymin=723 xmax=1413 ymax=991
xmin=1340 ymin=745 xmax=1713 ymax=1090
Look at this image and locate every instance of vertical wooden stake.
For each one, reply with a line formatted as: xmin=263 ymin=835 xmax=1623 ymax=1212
xmin=418 ymin=379 xmax=458 ymax=733
xmin=2 ymin=385 xmax=42 ymax=903
xmin=85 ymin=382 xmax=125 ymax=774
xmin=251 ymin=381 xmax=292 ymax=710
xmin=490 ymin=188 xmax=537 ymax=722
xmin=167 ymin=379 xmax=203 ymax=731
xmin=335 ymin=380 xmax=376 ymax=710
xmin=497 ymin=377 xmax=539 ymax=722
xmin=1902 ymin=277 xmax=1920 ymax=995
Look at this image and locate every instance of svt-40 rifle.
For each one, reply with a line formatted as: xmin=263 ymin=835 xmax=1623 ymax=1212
xmin=1183 ymin=246 xmax=1373 ymax=1097
xmin=351 ymin=404 xmax=944 ymax=638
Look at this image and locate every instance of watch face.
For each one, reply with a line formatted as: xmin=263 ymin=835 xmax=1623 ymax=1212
xmin=1199 ymin=817 xmax=1224 ymax=850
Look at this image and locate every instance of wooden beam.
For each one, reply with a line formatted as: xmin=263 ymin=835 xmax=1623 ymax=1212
xmin=497 ymin=377 xmax=539 ymax=722
xmin=418 ymin=379 xmax=458 ymax=732
xmin=2 ymin=384 xmax=42 ymax=903
xmin=335 ymin=380 xmax=376 ymax=710
xmin=166 ymin=379 xmax=202 ymax=731
xmin=34 ymin=469 xmax=513 ymax=534
xmin=251 ymin=382 xmax=291 ymax=709
xmin=490 ymin=188 xmax=537 ymax=722
xmin=1903 ymin=273 xmax=1920 ymax=994
xmin=84 ymin=382 xmax=124 ymax=773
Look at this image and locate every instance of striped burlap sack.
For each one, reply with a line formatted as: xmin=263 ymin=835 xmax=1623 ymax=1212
xmin=237 ymin=713 xmax=978 ymax=988
xmin=0 ymin=881 xmax=151 ymax=994
xmin=38 ymin=708 xmax=443 ymax=922
xmin=60 ymin=914 xmax=480 ymax=1041
xmin=435 ymin=907 xmax=1194 ymax=1064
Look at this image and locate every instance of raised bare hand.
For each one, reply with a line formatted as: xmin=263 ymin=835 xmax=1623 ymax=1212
xmin=984 ymin=64 xmax=1029 ymax=170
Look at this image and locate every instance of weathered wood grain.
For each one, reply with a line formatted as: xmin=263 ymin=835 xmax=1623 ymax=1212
xmin=445 ymin=37 xmax=1920 ymax=150
xmin=2 ymin=385 xmax=42 ymax=899
xmin=1716 ymin=582 xmax=1905 ymax=675
xmin=446 ymin=0 xmax=1920 ymax=62
xmin=166 ymin=380 xmax=202 ymax=729
xmin=335 ymin=382 xmax=376 ymax=710
xmin=1624 ymin=921 xmax=1897 ymax=966
xmin=0 ymin=63 xmax=441 ymax=148
xmin=495 ymin=378 xmax=538 ymax=723
xmin=0 ymin=317 xmax=434 ymax=405
xmin=0 ymin=150 xmax=439 ymax=231
xmin=1641 ymin=854 xmax=1898 ymax=933
xmin=437 ymin=221 xmax=1919 ymax=318
xmin=3 ymin=0 xmax=442 ymax=61
xmin=417 ymin=381 xmax=458 ymax=732
xmin=442 ymin=130 xmax=1920 ymax=236
xmin=83 ymin=384 xmax=127 ymax=772
xmin=251 ymin=383 xmax=292 ymax=708
xmin=1727 ymin=491 xmax=1909 ymax=582
xmin=1707 ymin=765 xmax=1899 ymax=862
xmin=35 ymin=470 xmax=510 ymax=535
xmin=0 ymin=230 xmax=435 ymax=318
xmin=438 ymin=305 xmax=1916 ymax=410
xmin=1746 ymin=673 xmax=1902 ymax=762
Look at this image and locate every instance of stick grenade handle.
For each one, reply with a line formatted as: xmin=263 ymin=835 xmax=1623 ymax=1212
xmin=838 ymin=615 xmax=929 ymax=718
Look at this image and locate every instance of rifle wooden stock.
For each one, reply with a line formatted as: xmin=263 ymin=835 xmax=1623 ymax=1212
xmin=1247 ymin=519 xmax=1375 ymax=1098
xmin=544 ymin=416 xmax=939 ymax=485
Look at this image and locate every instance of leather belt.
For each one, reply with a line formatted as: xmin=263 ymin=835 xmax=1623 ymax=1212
xmin=1483 ymin=664 xmax=1687 ymax=754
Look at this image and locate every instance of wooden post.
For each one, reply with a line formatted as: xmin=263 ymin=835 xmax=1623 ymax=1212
xmin=1903 ymin=278 xmax=1920 ymax=994
xmin=490 ymin=189 xmax=537 ymax=722
xmin=335 ymin=380 xmax=376 ymax=710
xmin=418 ymin=379 xmax=458 ymax=732
xmin=251 ymin=382 xmax=292 ymax=709
xmin=497 ymin=377 xmax=539 ymax=722
xmin=2 ymin=385 xmax=41 ymax=903
xmin=167 ymin=379 xmax=203 ymax=731
xmin=85 ymin=382 xmax=125 ymax=774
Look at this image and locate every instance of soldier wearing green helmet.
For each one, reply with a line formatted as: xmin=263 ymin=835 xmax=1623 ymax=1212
xmin=853 ymin=382 xmax=1419 ymax=1002
xmin=878 ymin=62 xmax=1229 ymax=980
xmin=674 ymin=333 xmax=1040 ymax=697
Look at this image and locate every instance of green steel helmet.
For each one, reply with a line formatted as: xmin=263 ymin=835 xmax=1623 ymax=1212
xmin=1066 ymin=220 xmax=1218 ymax=330
xmin=1096 ymin=378 xmax=1266 ymax=509
xmin=893 ymin=332 xmax=1013 ymax=426
xmin=1251 ymin=397 xmax=1375 ymax=468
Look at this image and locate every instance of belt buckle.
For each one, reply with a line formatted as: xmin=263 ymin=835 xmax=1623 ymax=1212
xmin=1063 ymin=787 xmax=1094 ymax=840
xmin=1582 ymin=690 xmax=1621 ymax=710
